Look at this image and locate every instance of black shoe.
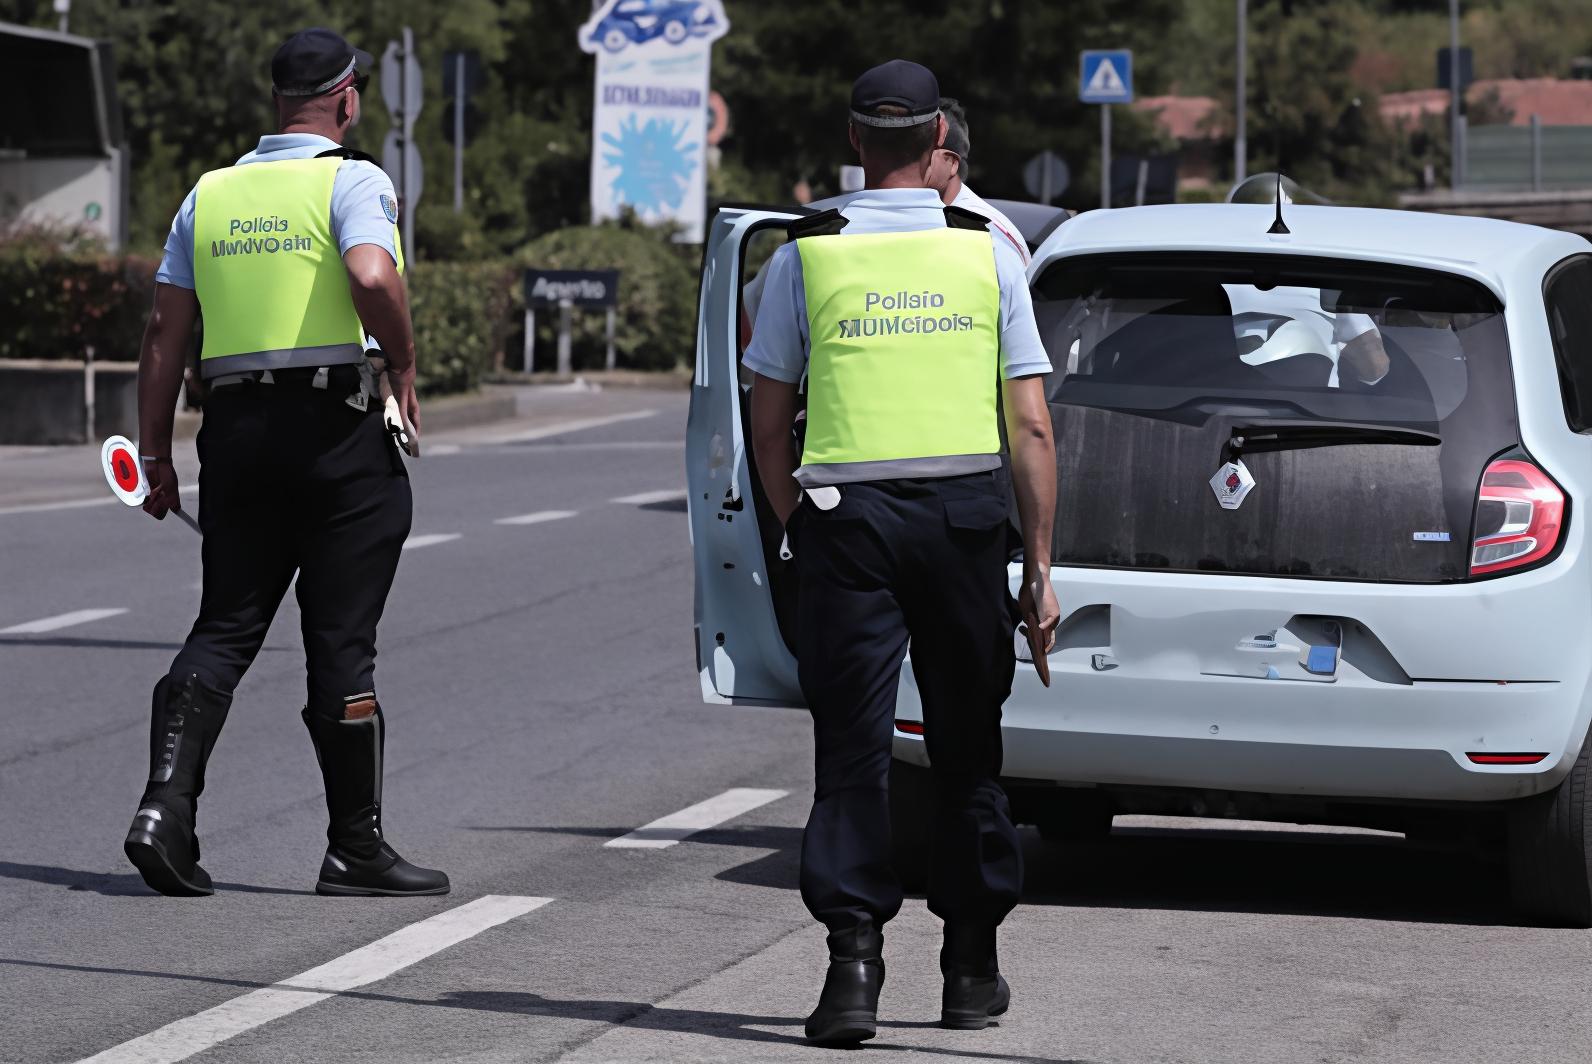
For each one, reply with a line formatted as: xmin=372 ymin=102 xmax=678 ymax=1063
xmin=941 ymin=972 xmax=1010 ymax=1030
xmin=302 ymin=701 xmax=450 ymax=898
xmin=124 ymin=804 xmax=213 ymax=897
xmin=125 ymin=672 xmax=231 ymax=897
xmin=316 ymin=841 xmax=449 ymax=896
xmin=940 ymin=923 xmax=1007 ymax=1030
xmin=805 ymin=925 xmax=884 ymax=1045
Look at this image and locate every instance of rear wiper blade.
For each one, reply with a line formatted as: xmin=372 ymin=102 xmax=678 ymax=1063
xmin=1226 ymin=420 xmax=1440 ymax=460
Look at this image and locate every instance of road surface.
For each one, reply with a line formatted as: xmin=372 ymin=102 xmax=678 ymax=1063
xmin=1 ymin=385 xmax=1588 ymax=1063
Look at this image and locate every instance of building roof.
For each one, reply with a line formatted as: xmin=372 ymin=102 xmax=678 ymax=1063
xmin=1133 ymin=95 xmax=1221 ymax=141
xmin=1383 ymin=79 xmax=1592 ymax=127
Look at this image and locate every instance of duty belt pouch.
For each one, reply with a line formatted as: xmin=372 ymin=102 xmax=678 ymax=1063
xmin=348 ymin=358 xmax=378 ymax=413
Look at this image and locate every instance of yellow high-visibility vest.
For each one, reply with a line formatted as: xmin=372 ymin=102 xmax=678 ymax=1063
xmin=795 ymin=225 xmax=1002 ymax=484
xmin=191 ymin=158 xmax=367 ymax=378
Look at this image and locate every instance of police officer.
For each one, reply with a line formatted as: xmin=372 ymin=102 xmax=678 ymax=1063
xmin=745 ymin=60 xmax=1060 ymax=1043
xmin=123 ymin=28 xmax=447 ymax=899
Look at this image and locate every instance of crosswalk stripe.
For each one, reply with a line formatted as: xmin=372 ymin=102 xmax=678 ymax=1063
xmin=74 ymin=895 xmax=553 ymax=1064
xmin=401 ymin=533 xmax=462 ymax=551
xmin=610 ymin=489 xmax=686 ymax=506
xmin=606 ymin=788 xmax=788 ymax=849
xmin=0 ymin=608 xmax=128 ymax=635
xmin=494 ymin=510 xmax=578 ymax=527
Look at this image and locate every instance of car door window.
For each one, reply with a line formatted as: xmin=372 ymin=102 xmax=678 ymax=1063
xmin=1545 ymin=255 xmax=1592 ymax=433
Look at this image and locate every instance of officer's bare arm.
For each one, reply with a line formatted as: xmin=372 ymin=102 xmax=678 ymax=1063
xmin=136 ymin=282 xmax=200 ymax=516
xmin=344 ymin=244 xmax=420 ymax=430
xmin=1004 ymin=374 xmax=1060 ymax=634
xmin=750 ymin=373 xmax=803 ymax=526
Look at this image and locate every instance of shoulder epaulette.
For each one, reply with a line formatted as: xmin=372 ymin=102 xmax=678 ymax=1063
xmin=943 ymin=204 xmax=992 ymax=231
xmin=314 ymin=147 xmax=379 ymax=165
xmin=787 ymin=209 xmax=849 ymax=240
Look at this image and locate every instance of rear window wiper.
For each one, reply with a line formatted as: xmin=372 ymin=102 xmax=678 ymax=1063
xmin=1225 ymin=420 xmax=1440 ymax=461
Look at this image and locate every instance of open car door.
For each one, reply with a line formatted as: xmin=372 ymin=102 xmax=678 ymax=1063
xmin=687 ymin=205 xmax=807 ymax=707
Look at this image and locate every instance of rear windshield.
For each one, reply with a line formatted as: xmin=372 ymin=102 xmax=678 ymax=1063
xmin=1033 ymin=253 xmax=1518 ymax=582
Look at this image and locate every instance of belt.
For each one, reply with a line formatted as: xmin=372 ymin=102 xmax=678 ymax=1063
xmin=210 ymin=365 xmax=364 ymax=390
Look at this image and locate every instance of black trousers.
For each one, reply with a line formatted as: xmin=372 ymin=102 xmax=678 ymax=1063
xmin=163 ymin=382 xmax=411 ymax=719
xmin=790 ymin=469 xmax=1023 ymax=935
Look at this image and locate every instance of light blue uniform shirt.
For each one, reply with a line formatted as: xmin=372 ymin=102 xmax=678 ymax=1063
xmin=743 ymin=188 xmax=1051 ymax=384
xmin=156 ymin=133 xmax=399 ymax=289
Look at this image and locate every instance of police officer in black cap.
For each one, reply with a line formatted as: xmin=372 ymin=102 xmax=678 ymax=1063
xmin=123 ymin=27 xmax=447 ymax=898
xmin=745 ymin=59 xmax=1060 ymax=1043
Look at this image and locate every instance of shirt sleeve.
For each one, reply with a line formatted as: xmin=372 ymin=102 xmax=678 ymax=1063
xmin=741 ymin=244 xmax=809 ymax=384
xmin=993 ymin=240 xmax=1051 ymax=379
xmin=330 ymin=160 xmax=400 ymax=263
xmin=154 ymin=187 xmax=199 ymax=289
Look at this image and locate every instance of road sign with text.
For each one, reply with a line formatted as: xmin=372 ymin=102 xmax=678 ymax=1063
xmin=1080 ymin=50 xmax=1133 ymax=105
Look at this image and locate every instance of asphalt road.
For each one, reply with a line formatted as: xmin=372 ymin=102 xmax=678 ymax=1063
xmin=2 ymin=384 xmax=1589 ymax=1064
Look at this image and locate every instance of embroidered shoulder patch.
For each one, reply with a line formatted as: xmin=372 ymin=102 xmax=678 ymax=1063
xmin=379 ymin=193 xmax=398 ymax=224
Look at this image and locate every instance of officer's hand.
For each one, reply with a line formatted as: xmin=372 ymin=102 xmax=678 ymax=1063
xmin=142 ymin=460 xmax=180 ymax=522
xmin=1018 ymin=571 xmax=1060 ymax=653
xmin=387 ymin=365 xmax=421 ymax=436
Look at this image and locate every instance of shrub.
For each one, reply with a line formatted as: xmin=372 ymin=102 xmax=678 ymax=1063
xmin=407 ymin=260 xmax=517 ymax=396
xmin=0 ymin=226 xmax=155 ymax=362
xmin=513 ymin=221 xmax=697 ymax=372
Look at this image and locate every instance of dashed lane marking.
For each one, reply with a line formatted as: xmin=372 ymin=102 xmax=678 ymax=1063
xmin=610 ymin=488 xmax=687 ymax=507
xmin=0 ymin=483 xmax=197 ymax=518
xmin=401 ymin=533 xmax=462 ymax=551
xmin=0 ymin=608 xmax=129 ymax=635
xmin=606 ymin=788 xmax=789 ymax=849
xmin=74 ymin=895 xmax=553 ymax=1064
xmin=479 ymin=409 xmax=659 ymax=445
xmin=494 ymin=510 xmax=579 ymax=527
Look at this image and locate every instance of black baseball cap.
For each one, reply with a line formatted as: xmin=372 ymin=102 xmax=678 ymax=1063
xmin=271 ymin=28 xmax=372 ymax=97
xmin=850 ymin=59 xmax=941 ymax=128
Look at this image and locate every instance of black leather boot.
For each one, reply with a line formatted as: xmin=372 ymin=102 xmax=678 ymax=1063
xmin=124 ymin=673 xmax=232 ymax=897
xmin=805 ymin=924 xmax=885 ymax=1045
xmin=940 ymin=924 xmax=1010 ymax=1030
xmin=302 ymin=700 xmax=449 ymax=897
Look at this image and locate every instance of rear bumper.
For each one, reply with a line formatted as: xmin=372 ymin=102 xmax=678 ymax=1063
xmin=893 ymin=563 xmax=1592 ymax=804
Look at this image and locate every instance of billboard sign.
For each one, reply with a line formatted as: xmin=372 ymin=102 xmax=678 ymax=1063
xmin=579 ymin=1 xmax=730 ymax=243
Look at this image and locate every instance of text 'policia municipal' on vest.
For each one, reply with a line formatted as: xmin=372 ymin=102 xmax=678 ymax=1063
xmin=191 ymin=155 xmax=396 ymax=379
xmin=793 ymin=207 xmax=1003 ymax=487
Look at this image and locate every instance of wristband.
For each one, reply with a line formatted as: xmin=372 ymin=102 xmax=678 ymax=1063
xmin=141 ymin=455 xmax=173 ymax=466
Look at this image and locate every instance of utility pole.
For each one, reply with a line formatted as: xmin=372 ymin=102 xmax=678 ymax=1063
xmin=53 ymin=0 xmax=70 ymax=33
xmin=1235 ymin=0 xmax=1248 ymax=184
xmin=1450 ymin=0 xmax=1462 ymax=191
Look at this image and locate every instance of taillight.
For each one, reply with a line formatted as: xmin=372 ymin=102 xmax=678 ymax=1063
xmin=1470 ymin=459 xmax=1565 ymax=576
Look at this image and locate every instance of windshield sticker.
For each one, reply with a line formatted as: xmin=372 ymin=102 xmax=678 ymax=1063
xmin=1209 ymin=460 xmax=1256 ymax=510
xmin=1413 ymin=531 xmax=1452 ymax=542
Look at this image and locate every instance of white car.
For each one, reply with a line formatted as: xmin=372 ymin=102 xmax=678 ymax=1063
xmin=687 ymin=198 xmax=1592 ymax=926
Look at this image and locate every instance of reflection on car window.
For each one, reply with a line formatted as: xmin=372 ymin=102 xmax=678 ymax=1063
xmin=1036 ymin=254 xmax=1498 ymax=425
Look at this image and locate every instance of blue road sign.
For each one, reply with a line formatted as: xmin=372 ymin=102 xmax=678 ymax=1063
xmin=1080 ymin=50 xmax=1134 ymax=105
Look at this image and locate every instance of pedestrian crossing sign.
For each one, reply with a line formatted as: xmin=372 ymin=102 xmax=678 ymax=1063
xmin=1080 ymin=50 xmax=1133 ymax=104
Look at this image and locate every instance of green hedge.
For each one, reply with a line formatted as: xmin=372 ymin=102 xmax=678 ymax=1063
xmin=0 ymin=230 xmax=155 ymax=362
xmin=514 ymin=222 xmax=697 ymax=372
xmin=0 ymin=231 xmax=515 ymax=397
xmin=407 ymin=261 xmax=516 ymax=396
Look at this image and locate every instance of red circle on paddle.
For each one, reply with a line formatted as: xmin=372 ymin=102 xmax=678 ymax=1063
xmin=110 ymin=446 xmax=140 ymax=492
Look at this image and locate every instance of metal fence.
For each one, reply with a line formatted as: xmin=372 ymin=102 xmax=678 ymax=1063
xmin=1466 ymin=121 xmax=1592 ymax=191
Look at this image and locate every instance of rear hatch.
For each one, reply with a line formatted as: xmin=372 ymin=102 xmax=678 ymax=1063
xmin=1031 ymin=252 xmax=1521 ymax=582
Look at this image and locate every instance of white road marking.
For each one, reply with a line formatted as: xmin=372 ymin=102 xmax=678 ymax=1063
xmin=0 ymin=482 xmax=196 ymax=517
xmin=494 ymin=510 xmax=578 ymax=527
xmin=483 ymin=409 xmax=658 ymax=445
xmin=610 ymin=488 xmax=687 ymax=506
xmin=606 ymin=787 xmax=788 ymax=849
xmin=426 ymin=444 xmax=462 ymax=456
xmin=74 ymin=895 xmax=552 ymax=1064
xmin=0 ymin=608 xmax=128 ymax=635
xmin=401 ymin=533 xmax=461 ymax=551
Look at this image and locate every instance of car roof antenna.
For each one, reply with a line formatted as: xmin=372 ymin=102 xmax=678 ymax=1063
xmin=1268 ymin=172 xmax=1291 ymax=235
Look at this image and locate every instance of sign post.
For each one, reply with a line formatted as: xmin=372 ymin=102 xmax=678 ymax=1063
xmin=522 ymin=269 xmax=621 ymax=374
xmin=1080 ymin=49 xmax=1134 ymax=209
xmin=381 ymin=27 xmax=423 ymax=255
xmin=443 ymin=49 xmax=483 ymax=214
